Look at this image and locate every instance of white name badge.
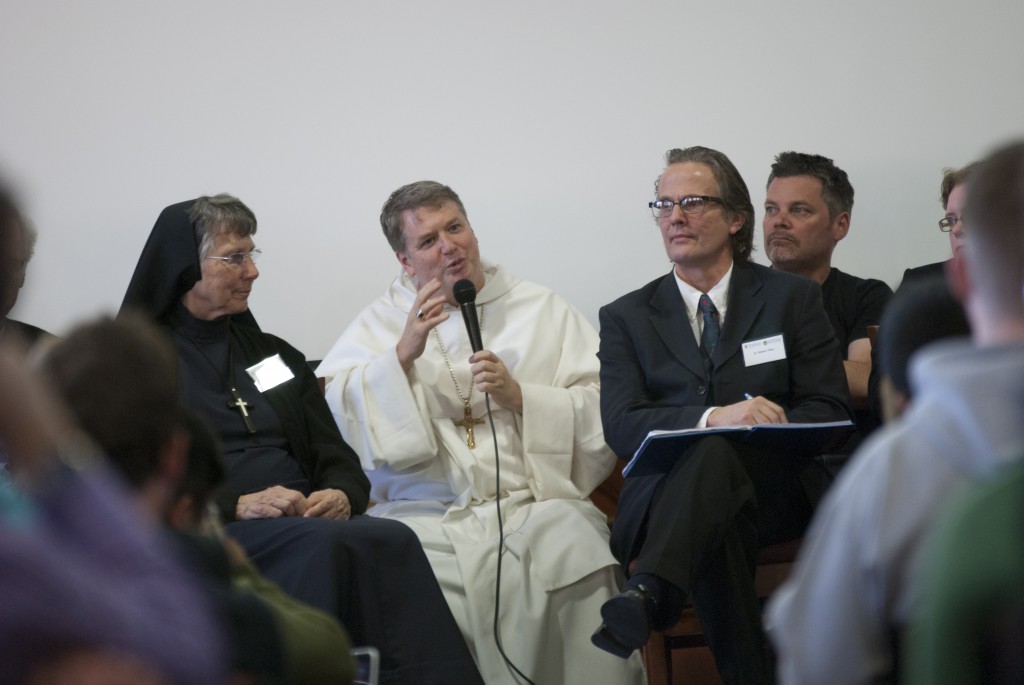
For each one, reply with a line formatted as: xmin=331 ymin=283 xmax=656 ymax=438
xmin=246 ymin=354 xmax=295 ymax=392
xmin=742 ymin=334 xmax=787 ymax=367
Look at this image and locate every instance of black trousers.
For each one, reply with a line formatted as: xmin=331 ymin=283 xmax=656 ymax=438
xmin=615 ymin=436 xmax=813 ymax=685
xmin=230 ymin=514 xmax=484 ymax=685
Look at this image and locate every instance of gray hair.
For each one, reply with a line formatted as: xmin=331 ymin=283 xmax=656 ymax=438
xmin=656 ymin=146 xmax=756 ymax=262
xmin=380 ymin=181 xmax=468 ymax=253
xmin=188 ymin=193 xmax=257 ymax=259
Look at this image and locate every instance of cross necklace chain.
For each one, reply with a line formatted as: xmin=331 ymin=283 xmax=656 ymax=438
xmin=228 ymin=386 xmax=256 ymax=434
xmin=433 ymin=305 xmax=485 ymax=448
xmin=180 ymin=326 xmax=256 ymax=434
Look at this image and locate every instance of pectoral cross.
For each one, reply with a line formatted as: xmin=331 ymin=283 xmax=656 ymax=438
xmin=228 ymin=387 xmax=256 ymax=434
xmin=453 ymin=400 xmax=485 ymax=448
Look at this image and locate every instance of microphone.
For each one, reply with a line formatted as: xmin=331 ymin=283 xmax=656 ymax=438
xmin=454 ymin=277 xmax=531 ymax=683
xmin=453 ymin=279 xmax=483 ymax=352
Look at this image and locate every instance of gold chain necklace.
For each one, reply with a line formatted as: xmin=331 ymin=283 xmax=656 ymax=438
xmin=433 ymin=305 xmax=485 ymax=448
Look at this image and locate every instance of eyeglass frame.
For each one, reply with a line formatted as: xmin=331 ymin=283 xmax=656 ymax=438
xmin=649 ymin=195 xmax=726 ymax=219
xmin=938 ymin=215 xmax=962 ymax=233
xmin=205 ymin=248 xmax=262 ymax=268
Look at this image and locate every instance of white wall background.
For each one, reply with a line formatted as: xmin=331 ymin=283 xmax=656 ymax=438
xmin=2 ymin=0 xmax=1022 ymax=358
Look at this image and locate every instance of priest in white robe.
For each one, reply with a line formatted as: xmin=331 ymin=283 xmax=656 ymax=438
xmin=317 ymin=180 xmax=644 ymax=685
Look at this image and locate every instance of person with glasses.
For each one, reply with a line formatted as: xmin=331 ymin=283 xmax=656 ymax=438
xmin=762 ymin=152 xmax=892 ymax=469
xmin=120 ymin=193 xmax=484 ymax=685
xmin=769 ymin=140 xmax=1024 ymax=685
xmin=900 ymin=162 xmax=978 ymax=289
xmin=592 ymin=146 xmax=851 ymax=683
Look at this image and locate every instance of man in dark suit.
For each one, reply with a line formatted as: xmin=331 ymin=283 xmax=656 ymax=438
xmin=591 ymin=146 xmax=852 ymax=684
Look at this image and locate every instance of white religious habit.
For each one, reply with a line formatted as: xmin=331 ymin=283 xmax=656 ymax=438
xmin=317 ymin=263 xmax=644 ymax=685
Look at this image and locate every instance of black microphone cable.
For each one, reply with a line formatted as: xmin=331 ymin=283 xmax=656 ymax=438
xmin=454 ymin=278 xmax=537 ymax=684
xmin=482 ymin=392 xmax=537 ymax=685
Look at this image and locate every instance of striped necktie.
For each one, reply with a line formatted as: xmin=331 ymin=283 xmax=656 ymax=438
xmin=698 ymin=293 xmax=720 ymax=368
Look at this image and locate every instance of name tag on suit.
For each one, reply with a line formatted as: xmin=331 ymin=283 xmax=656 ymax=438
xmin=246 ymin=354 xmax=295 ymax=392
xmin=742 ymin=334 xmax=786 ymax=367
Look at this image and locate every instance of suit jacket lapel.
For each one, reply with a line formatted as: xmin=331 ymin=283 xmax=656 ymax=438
xmin=716 ymin=261 xmax=765 ymax=367
xmin=649 ymin=273 xmax=708 ymax=379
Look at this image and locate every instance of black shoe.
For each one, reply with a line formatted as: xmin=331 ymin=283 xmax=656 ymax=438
xmin=591 ymin=585 xmax=656 ymax=658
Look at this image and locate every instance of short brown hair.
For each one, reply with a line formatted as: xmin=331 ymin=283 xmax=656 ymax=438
xmin=38 ymin=314 xmax=181 ymax=488
xmin=940 ymin=163 xmax=979 ymax=209
xmin=380 ymin=181 xmax=468 ymax=253
xmin=961 ymin=141 xmax=1024 ymax=316
xmin=767 ymin=151 xmax=854 ymax=221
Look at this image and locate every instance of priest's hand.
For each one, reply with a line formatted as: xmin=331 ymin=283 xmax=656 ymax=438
xmin=707 ymin=396 xmax=788 ymax=427
xmin=304 ymin=488 xmax=351 ymax=520
xmin=397 ymin=278 xmax=450 ymax=373
xmin=236 ymin=485 xmax=310 ymax=519
xmin=470 ymin=350 xmax=523 ymax=414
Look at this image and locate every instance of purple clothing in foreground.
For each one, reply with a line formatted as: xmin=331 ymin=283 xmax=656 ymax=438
xmin=0 ymin=464 xmax=228 ymax=684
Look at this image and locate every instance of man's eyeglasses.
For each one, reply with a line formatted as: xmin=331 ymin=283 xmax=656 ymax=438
xmin=938 ymin=215 xmax=962 ymax=233
xmin=206 ymin=249 xmax=262 ymax=268
xmin=649 ymin=195 xmax=725 ymax=219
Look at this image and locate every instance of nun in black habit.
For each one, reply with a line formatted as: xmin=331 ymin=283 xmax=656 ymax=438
xmin=121 ymin=194 xmax=483 ymax=685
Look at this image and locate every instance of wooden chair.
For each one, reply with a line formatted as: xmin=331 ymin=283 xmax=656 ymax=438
xmin=591 ymin=466 xmax=625 ymax=527
xmin=866 ymin=324 xmax=880 ymax=346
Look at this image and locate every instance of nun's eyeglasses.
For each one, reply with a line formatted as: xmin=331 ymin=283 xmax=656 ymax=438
xmin=206 ymin=249 xmax=262 ymax=268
